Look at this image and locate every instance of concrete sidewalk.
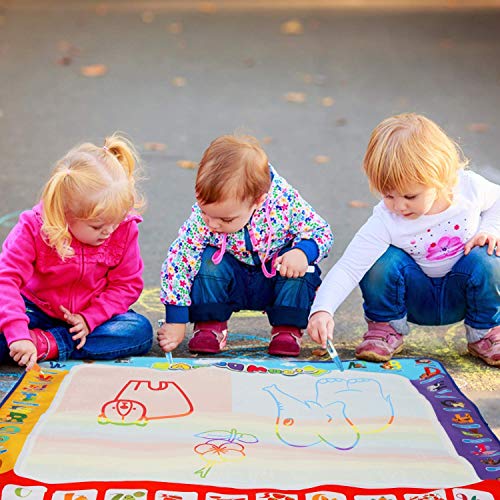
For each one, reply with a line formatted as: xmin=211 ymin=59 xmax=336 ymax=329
xmin=0 ymin=1 xmax=499 ymax=434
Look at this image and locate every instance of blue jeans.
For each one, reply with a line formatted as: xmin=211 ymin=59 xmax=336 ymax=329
xmin=0 ymin=298 xmax=153 ymax=364
xmin=189 ymin=247 xmax=322 ymax=329
xmin=359 ymin=245 xmax=500 ymax=342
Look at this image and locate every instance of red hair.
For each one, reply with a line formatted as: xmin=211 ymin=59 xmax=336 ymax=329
xmin=196 ymin=135 xmax=271 ymax=204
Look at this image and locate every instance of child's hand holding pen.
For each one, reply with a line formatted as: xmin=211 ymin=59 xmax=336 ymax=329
xmin=157 ymin=320 xmax=185 ymax=353
xmin=275 ymin=249 xmax=310 ymax=278
xmin=307 ymin=310 xmax=335 ymax=348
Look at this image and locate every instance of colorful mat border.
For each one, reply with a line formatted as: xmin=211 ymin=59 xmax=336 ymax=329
xmin=0 ymin=357 xmax=499 ymax=499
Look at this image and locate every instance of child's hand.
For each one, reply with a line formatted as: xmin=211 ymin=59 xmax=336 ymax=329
xmin=275 ymin=249 xmax=309 ymax=278
xmin=60 ymin=305 xmax=90 ymax=349
xmin=464 ymin=231 xmax=500 ymax=256
xmin=307 ymin=311 xmax=335 ymax=348
xmin=157 ymin=322 xmax=186 ymax=353
xmin=9 ymin=339 xmax=37 ymax=370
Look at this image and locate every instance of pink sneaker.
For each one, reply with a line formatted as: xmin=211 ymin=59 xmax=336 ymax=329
xmin=188 ymin=321 xmax=228 ymax=354
xmin=468 ymin=326 xmax=500 ymax=367
xmin=268 ymin=326 xmax=302 ymax=357
xmin=29 ymin=328 xmax=59 ymax=361
xmin=355 ymin=322 xmax=404 ymax=362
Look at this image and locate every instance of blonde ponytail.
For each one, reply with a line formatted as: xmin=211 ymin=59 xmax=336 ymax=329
xmin=40 ymin=132 xmax=145 ymax=259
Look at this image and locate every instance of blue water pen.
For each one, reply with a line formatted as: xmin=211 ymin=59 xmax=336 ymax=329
xmin=157 ymin=319 xmax=173 ymax=364
xmin=326 ymin=338 xmax=344 ymax=372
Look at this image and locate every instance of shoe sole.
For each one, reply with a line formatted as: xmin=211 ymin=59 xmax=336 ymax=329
xmin=467 ymin=346 xmax=500 ymax=367
xmin=355 ymin=343 xmax=404 ymax=363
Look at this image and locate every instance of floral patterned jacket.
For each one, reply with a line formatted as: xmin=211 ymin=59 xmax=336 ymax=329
xmin=160 ymin=166 xmax=333 ymax=322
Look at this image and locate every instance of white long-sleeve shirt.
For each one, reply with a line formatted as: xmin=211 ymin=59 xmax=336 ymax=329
xmin=311 ymin=169 xmax=500 ymax=317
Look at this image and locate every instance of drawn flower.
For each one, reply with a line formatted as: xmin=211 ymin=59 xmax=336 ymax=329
xmin=425 ymin=236 xmax=463 ymax=261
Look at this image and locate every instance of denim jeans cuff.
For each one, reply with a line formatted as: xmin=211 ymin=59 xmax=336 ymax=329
xmin=365 ymin=315 xmax=410 ymax=335
xmin=464 ymin=324 xmax=492 ymax=343
xmin=48 ymin=326 xmax=72 ymax=361
xmin=267 ymin=306 xmax=309 ymax=329
xmin=189 ymin=303 xmax=233 ymax=323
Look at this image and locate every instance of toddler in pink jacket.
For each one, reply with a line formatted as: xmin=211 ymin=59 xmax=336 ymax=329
xmin=0 ymin=134 xmax=153 ymax=369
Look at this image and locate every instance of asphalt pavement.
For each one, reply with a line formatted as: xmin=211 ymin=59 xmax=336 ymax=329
xmin=0 ymin=1 xmax=499 ymax=433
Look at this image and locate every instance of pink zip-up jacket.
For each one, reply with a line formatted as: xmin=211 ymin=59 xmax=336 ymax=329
xmin=0 ymin=203 xmax=144 ymax=346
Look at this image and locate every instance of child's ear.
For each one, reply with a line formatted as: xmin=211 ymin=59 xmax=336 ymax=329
xmin=254 ymin=193 xmax=267 ymax=207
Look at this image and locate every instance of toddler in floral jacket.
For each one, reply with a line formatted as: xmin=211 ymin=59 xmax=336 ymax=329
xmin=159 ymin=135 xmax=333 ymax=356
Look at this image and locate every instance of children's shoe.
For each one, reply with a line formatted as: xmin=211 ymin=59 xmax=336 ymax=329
xmin=188 ymin=321 xmax=228 ymax=354
xmin=268 ymin=326 xmax=302 ymax=357
xmin=468 ymin=326 xmax=500 ymax=367
xmin=355 ymin=322 xmax=404 ymax=362
xmin=29 ymin=328 xmax=59 ymax=361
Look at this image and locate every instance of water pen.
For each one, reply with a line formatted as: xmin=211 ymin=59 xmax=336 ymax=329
xmin=276 ymin=264 xmax=315 ymax=273
xmin=157 ymin=319 xmax=173 ymax=364
xmin=326 ymin=338 xmax=344 ymax=372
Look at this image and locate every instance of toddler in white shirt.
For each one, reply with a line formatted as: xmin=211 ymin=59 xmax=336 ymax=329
xmin=308 ymin=113 xmax=500 ymax=367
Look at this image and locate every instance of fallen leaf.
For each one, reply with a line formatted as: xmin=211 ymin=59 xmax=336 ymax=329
xmin=171 ymin=76 xmax=187 ymax=87
xmin=80 ymin=64 xmax=108 ymax=77
xmin=314 ymin=155 xmax=330 ymax=164
xmin=396 ymin=96 xmax=409 ymax=107
xmin=312 ymin=348 xmax=328 ymax=357
xmin=167 ymin=22 xmax=183 ymax=34
xmin=198 ymin=2 xmax=218 ymax=14
xmin=95 ymin=4 xmax=109 ymax=16
xmin=144 ymin=142 xmax=167 ymax=152
xmin=348 ymin=200 xmax=369 ymax=208
xmin=177 ymin=160 xmax=198 ymax=169
xmin=439 ymin=38 xmax=454 ymax=49
xmin=141 ymin=10 xmax=155 ymax=23
xmin=262 ymin=136 xmax=273 ymax=144
xmin=303 ymin=73 xmax=313 ymax=84
xmin=321 ymin=97 xmax=335 ymax=107
xmin=468 ymin=122 xmax=489 ymax=133
xmin=243 ymin=57 xmax=256 ymax=67
xmin=57 ymin=40 xmax=80 ymax=56
xmin=280 ymin=19 xmax=304 ymax=35
xmin=336 ymin=117 xmax=347 ymax=126
xmin=56 ymin=56 xmax=72 ymax=66
xmin=284 ymin=92 xmax=306 ymax=103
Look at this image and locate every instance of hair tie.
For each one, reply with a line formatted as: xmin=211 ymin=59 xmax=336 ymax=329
xmin=103 ymin=145 xmax=109 ymax=152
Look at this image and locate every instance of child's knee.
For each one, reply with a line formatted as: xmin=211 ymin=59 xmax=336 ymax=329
xmin=459 ymin=246 xmax=500 ymax=277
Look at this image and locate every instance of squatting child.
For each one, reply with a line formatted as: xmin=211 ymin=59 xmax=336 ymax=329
xmin=159 ymin=135 xmax=333 ymax=356
xmin=0 ymin=134 xmax=153 ymax=369
xmin=308 ymin=113 xmax=500 ymax=367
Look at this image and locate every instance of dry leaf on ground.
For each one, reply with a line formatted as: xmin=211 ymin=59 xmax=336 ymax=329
xmin=80 ymin=64 xmax=108 ymax=77
xmin=348 ymin=200 xmax=369 ymax=208
xmin=321 ymin=97 xmax=335 ymax=107
xmin=177 ymin=160 xmax=198 ymax=169
xmin=141 ymin=11 xmax=155 ymax=23
xmin=336 ymin=117 xmax=347 ymax=126
xmin=57 ymin=56 xmax=72 ymax=66
xmin=167 ymin=22 xmax=183 ymax=34
xmin=439 ymin=38 xmax=455 ymax=49
xmin=468 ymin=123 xmax=489 ymax=133
xmin=284 ymin=92 xmax=306 ymax=103
xmin=280 ymin=19 xmax=304 ymax=35
xmin=198 ymin=2 xmax=218 ymax=14
xmin=171 ymin=76 xmax=187 ymax=87
xmin=312 ymin=348 xmax=328 ymax=357
xmin=144 ymin=142 xmax=167 ymax=152
xmin=314 ymin=155 xmax=330 ymax=164
xmin=95 ymin=4 xmax=109 ymax=16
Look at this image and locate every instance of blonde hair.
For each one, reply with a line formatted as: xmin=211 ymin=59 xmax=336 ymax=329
xmin=195 ymin=135 xmax=271 ymax=205
xmin=41 ymin=133 xmax=144 ymax=259
xmin=363 ymin=113 xmax=468 ymax=196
